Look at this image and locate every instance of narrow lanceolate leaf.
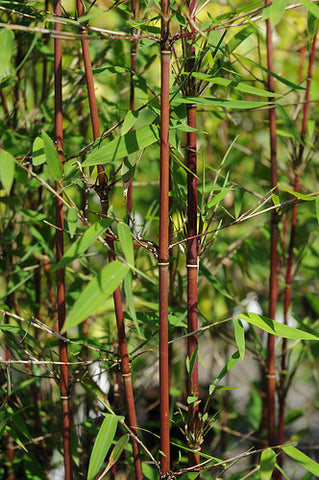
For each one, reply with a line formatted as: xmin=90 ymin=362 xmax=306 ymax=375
xmin=316 ymin=197 xmax=319 ymax=224
xmin=83 ymin=125 xmax=159 ymax=167
xmin=278 ymin=183 xmax=317 ymax=201
xmin=300 ymin=0 xmax=319 ymax=19
xmin=0 ymin=29 xmax=14 ymax=80
xmin=32 ymin=137 xmax=46 ymax=166
xmin=277 ymin=105 xmax=303 ymax=145
xmin=174 ymin=97 xmax=270 ymax=109
xmin=0 ymin=150 xmax=15 ymax=193
xmin=87 ymin=414 xmax=118 ymax=480
xmin=42 ymin=131 xmax=63 ymax=181
xmin=118 ymin=222 xmax=134 ymax=266
xmin=209 ymin=351 xmax=240 ymax=395
xmin=282 ymin=446 xmax=319 ymax=476
xmin=260 ymin=448 xmax=276 ymax=480
xmin=233 ymin=318 xmax=245 ymax=360
xmin=67 ymin=207 xmax=78 ymax=238
xmin=62 ymin=261 xmax=129 ymax=332
xmin=239 ymin=312 xmax=319 ymax=340
xmin=103 ymin=434 xmax=130 ymax=475
xmin=56 ymin=218 xmax=112 ymax=269
xmin=207 ymin=186 xmax=232 ymax=209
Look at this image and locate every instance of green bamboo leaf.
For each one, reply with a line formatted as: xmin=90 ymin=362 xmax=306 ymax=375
xmin=32 ymin=137 xmax=46 ymax=166
xmin=186 ymin=346 xmax=198 ymax=377
xmin=62 ymin=261 xmax=129 ymax=332
xmin=209 ymin=351 xmax=240 ymax=395
xmin=118 ymin=223 xmax=134 ymax=266
xmin=228 ymin=25 xmax=256 ymax=52
xmin=316 ymin=197 xmax=319 ymax=224
xmin=235 ymin=82 xmax=282 ymax=98
xmin=56 ymin=218 xmax=112 ymax=269
xmin=87 ymin=414 xmax=118 ymax=480
xmin=83 ymin=125 xmax=159 ymax=167
xmin=0 ymin=29 xmax=14 ymax=80
xmin=191 ymin=74 xmax=232 ymax=86
xmin=264 ymin=0 xmax=287 ymax=25
xmin=174 ymin=96 xmax=270 ymax=109
xmin=233 ymin=318 xmax=245 ymax=360
xmin=260 ymin=448 xmax=276 ymax=480
xmin=67 ymin=207 xmax=78 ymax=238
xmin=122 ymin=110 xmax=138 ymax=134
xmin=207 ymin=186 xmax=232 ymax=209
xmin=278 ymin=183 xmax=316 ymax=201
xmin=307 ymin=13 xmax=319 ymax=41
xmin=123 ymin=272 xmax=140 ymax=336
xmin=238 ymin=55 xmax=305 ymax=90
xmin=239 ymin=312 xmax=319 ymax=340
xmin=107 ymin=434 xmax=130 ymax=470
xmin=0 ymin=150 xmax=15 ymax=193
xmin=282 ymin=445 xmax=319 ymax=476
xmin=277 ymin=105 xmax=303 ymax=145
xmin=300 ymin=0 xmax=319 ymax=19
xmin=42 ymin=131 xmax=63 ymax=181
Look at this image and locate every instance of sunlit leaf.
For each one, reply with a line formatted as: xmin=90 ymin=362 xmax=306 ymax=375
xmin=207 ymin=186 xmax=232 ymax=209
xmin=56 ymin=218 xmax=112 ymax=269
xmin=32 ymin=137 xmax=46 ymax=166
xmin=118 ymin=222 xmax=134 ymax=266
xmin=278 ymin=183 xmax=316 ymax=201
xmin=239 ymin=312 xmax=319 ymax=340
xmin=260 ymin=448 xmax=276 ymax=480
xmin=0 ymin=150 xmax=15 ymax=193
xmin=300 ymin=0 xmax=319 ymax=19
xmin=233 ymin=318 xmax=245 ymax=360
xmin=67 ymin=207 xmax=78 ymax=238
xmin=282 ymin=445 xmax=319 ymax=476
xmin=0 ymin=29 xmax=14 ymax=80
xmin=62 ymin=261 xmax=129 ymax=332
xmin=209 ymin=351 xmax=240 ymax=395
xmin=42 ymin=131 xmax=63 ymax=181
xmin=83 ymin=125 xmax=159 ymax=167
xmin=174 ymin=96 xmax=270 ymax=109
xmin=87 ymin=414 xmax=118 ymax=480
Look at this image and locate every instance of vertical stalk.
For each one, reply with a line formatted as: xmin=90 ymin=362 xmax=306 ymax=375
xmin=277 ymin=31 xmax=317 ymax=476
xmin=54 ymin=1 xmax=73 ymax=478
xmin=159 ymin=0 xmax=170 ymax=472
xmin=75 ymin=5 xmax=142 ymax=478
xmin=185 ymin=0 xmax=199 ymax=467
xmin=265 ymin=3 xmax=278 ymax=448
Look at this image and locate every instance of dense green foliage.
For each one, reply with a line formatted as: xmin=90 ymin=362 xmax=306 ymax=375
xmin=0 ymin=0 xmax=319 ymax=478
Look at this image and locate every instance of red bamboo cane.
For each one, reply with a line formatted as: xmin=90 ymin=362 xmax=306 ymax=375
xmin=159 ymin=0 xmax=170 ymax=471
xmin=54 ymin=2 xmax=73 ymax=478
xmin=75 ymin=4 xmax=143 ymax=477
xmin=277 ymin=31 xmax=317 ymax=477
xmin=265 ymin=3 xmax=278 ymax=449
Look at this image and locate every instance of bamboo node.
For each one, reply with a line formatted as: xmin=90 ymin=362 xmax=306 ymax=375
xmin=158 ymin=262 xmax=169 ymax=266
xmin=266 ymin=374 xmax=276 ymax=379
xmin=60 ymin=395 xmax=69 ymax=400
xmin=122 ymin=373 xmax=131 ymax=378
xmin=186 ymin=264 xmax=198 ymax=268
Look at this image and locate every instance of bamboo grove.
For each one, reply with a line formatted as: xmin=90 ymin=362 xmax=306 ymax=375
xmin=0 ymin=0 xmax=319 ymax=479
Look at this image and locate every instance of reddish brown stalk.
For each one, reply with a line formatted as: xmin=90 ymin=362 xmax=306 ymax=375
xmin=159 ymin=0 xmax=170 ymax=471
xmin=185 ymin=0 xmax=199 ymax=468
xmin=76 ymin=5 xmax=142 ymax=478
xmin=265 ymin=6 xmax=278 ymax=449
xmin=277 ymin=31 xmax=317 ymax=476
xmin=54 ymin=2 xmax=73 ymax=478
